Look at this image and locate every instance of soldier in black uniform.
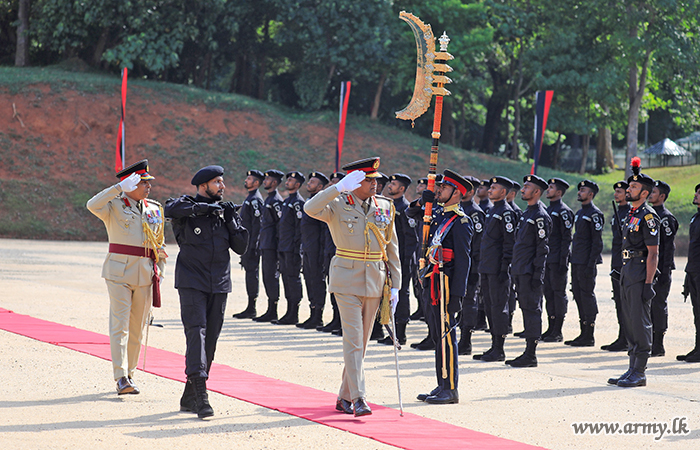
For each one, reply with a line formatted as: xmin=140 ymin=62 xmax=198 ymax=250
xmin=319 ymin=172 xmax=344 ymax=334
xmin=607 ymin=161 xmax=659 ymax=387
xmin=507 ymin=181 xmax=523 ymax=335
xmin=253 ymin=170 xmax=284 ymax=322
xmin=565 ymin=180 xmax=604 ymax=347
xmin=474 ymin=176 xmax=516 ymax=362
xmin=274 ymin=171 xmax=305 ymax=325
xmin=457 ymin=175 xmax=485 ymax=355
xmin=602 ymin=181 xmax=631 ymax=351
xmin=375 ymin=172 xmax=389 ymax=196
xmin=648 ymin=180 xmax=678 ymax=356
xmin=678 ymin=184 xmax=700 ymax=362
xmin=297 ymin=172 xmax=330 ymax=329
xmin=541 ymin=178 xmax=573 ymax=343
xmin=507 ymin=175 xmax=551 ymax=367
xmin=165 ymin=165 xmax=249 ymax=418
xmin=416 ymin=170 xmax=473 ymax=404
xmin=410 ymin=177 xmax=429 ymax=322
xmin=377 ymin=174 xmax=418 ymax=345
xmin=474 ymin=178 xmax=494 ymax=331
xmin=232 ymin=170 xmax=265 ymax=319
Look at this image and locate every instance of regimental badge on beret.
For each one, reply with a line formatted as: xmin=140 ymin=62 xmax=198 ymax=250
xmin=247 ymin=169 xmax=265 ymax=182
xmin=548 ymin=178 xmax=570 ymax=191
xmin=491 ymin=176 xmax=514 ymax=190
xmin=286 ymin=171 xmax=306 ymax=182
xmin=265 ymin=169 xmax=284 ymax=180
xmin=524 ymin=174 xmax=548 ymax=191
xmin=308 ymin=171 xmax=330 ymax=185
xmin=614 ymin=181 xmax=629 ymax=190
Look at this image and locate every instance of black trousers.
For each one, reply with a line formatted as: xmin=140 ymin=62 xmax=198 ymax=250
xmin=241 ymin=250 xmax=260 ymax=301
xmin=651 ymin=275 xmax=671 ymax=334
xmin=543 ymin=263 xmax=568 ymax=319
xmin=261 ymin=248 xmax=280 ymax=301
xmin=481 ymin=272 xmax=510 ymax=336
xmin=179 ymin=288 xmax=227 ymax=379
xmin=279 ymin=251 xmax=303 ymax=304
xmin=395 ymin=259 xmax=414 ymax=324
xmin=620 ymin=262 xmax=652 ymax=370
xmin=686 ymin=271 xmax=700 ymax=332
xmin=422 ymin=286 xmax=459 ymax=390
xmin=513 ymin=274 xmax=543 ymax=339
xmin=570 ymin=264 xmax=598 ymax=324
xmin=302 ymin=250 xmax=326 ymax=309
xmin=412 ymin=260 xmax=424 ymax=315
xmin=460 ymin=270 xmax=479 ymax=330
xmin=610 ymin=271 xmax=627 ymax=335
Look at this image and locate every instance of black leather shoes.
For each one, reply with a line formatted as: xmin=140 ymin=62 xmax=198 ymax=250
xmin=425 ymin=388 xmax=459 ymax=404
xmin=617 ymin=369 xmax=646 ymax=387
xmin=607 ymin=368 xmax=633 ymax=385
xmin=411 ymin=336 xmax=435 ymax=351
xmin=335 ymin=398 xmax=353 ymax=414
xmin=417 ymin=386 xmax=441 ymax=402
xmin=116 ymin=377 xmax=135 ymax=395
xmin=353 ymin=398 xmax=372 ymax=417
xmin=601 ymin=339 xmax=628 ymax=352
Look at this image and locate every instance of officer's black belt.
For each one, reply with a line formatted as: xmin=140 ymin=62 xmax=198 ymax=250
xmin=622 ymin=249 xmax=647 ymax=260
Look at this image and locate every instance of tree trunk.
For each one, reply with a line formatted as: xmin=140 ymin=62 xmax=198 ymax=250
xmin=553 ymin=132 xmax=562 ymax=170
xmin=92 ymin=27 xmax=110 ymax=67
xmin=579 ymin=133 xmax=590 ymax=174
xmin=14 ymin=0 xmax=30 ymax=67
xmin=511 ymin=96 xmax=521 ymax=160
xmin=370 ymin=71 xmax=387 ymax=120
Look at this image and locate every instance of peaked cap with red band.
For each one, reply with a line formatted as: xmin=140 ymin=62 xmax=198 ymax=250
xmin=439 ymin=169 xmax=472 ymax=196
xmin=341 ymin=156 xmax=381 ymax=178
xmin=116 ymin=159 xmax=154 ymax=181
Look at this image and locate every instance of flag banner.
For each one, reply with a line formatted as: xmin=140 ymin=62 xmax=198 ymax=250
xmin=531 ymin=90 xmax=553 ymax=175
xmin=115 ymin=68 xmax=128 ymax=172
xmin=336 ymin=81 xmax=351 ymax=172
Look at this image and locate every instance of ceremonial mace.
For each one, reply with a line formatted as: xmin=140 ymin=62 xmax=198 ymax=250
xmin=396 ymin=12 xmax=454 ymax=381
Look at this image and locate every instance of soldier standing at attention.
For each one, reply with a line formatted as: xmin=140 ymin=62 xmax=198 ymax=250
xmin=507 ymin=175 xmax=551 ymax=367
xmin=319 ymin=172 xmax=345 ymax=334
xmin=416 ymin=170 xmax=473 ymax=404
xmin=410 ymin=177 xmax=429 ymax=322
xmin=457 ymin=175 xmax=485 ymax=355
xmin=602 ymin=181 xmax=631 ymax=351
xmin=607 ymin=159 xmax=659 ymax=387
xmin=565 ymin=180 xmax=604 ymax=347
xmin=274 ymin=171 xmax=305 ymax=325
xmin=507 ymin=181 xmax=523 ymax=335
xmin=473 ymin=176 xmax=516 ymax=362
xmin=86 ymin=160 xmax=166 ymax=395
xmin=377 ymin=173 xmax=418 ymax=345
xmin=253 ymin=170 xmax=284 ymax=322
xmin=232 ymin=170 xmax=265 ymax=319
xmin=304 ymin=157 xmax=400 ymax=417
xmin=477 ymin=179 xmax=494 ymax=214
xmin=297 ymin=171 xmax=330 ymax=329
xmin=678 ymin=184 xmax=700 ymax=362
xmin=165 ymin=165 xmax=249 ymax=417
xmin=541 ymin=178 xmax=573 ymax=343
xmin=648 ymin=180 xmax=678 ymax=357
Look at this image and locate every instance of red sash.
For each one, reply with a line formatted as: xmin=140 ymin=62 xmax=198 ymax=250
xmin=108 ymin=244 xmax=161 ymax=308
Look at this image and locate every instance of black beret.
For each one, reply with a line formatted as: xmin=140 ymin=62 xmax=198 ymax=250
xmin=376 ymin=172 xmax=389 ymax=185
xmin=191 ymin=165 xmax=224 ymax=186
xmin=510 ymin=181 xmax=522 ymax=191
xmin=654 ymin=180 xmax=671 ymax=196
xmin=390 ymin=173 xmax=412 ymax=187
xmin=247 ymin=169 xmax=265 ymax=182
xmin=464 ymin=175 xmax=480 ymax=190
xmin=265 ymin=169 xmax=284 ymax=180
xmin=330 ymin=171 xmax=345 ymax=181
xmin=577 ymin=179 xmax=599 ymax=194
xmin=613 ymin=180 xmax=629 ymax=190
xmin=523 ymin=174 xmax=548 ymax=191
xmin=548 ymin=177 xmax=570 ymax=191
xmin=440 ymin=169 xmax=472 ymax=195
xmin=480 ymin=179 xmax=492 ymax=187
xmin=417 ymin=177 xmax=428 ymax=186
xmin=116 ymin=159 xmax=154 ymax=181
xmin=627 ymin=172 xmax=654 ymax=188
xmin=695 ymin=183 xmax=700 ymax=193
xmin=490 ymin=176 xmax=513 ymax=190
xmin=308 ymin=171 xmax=330 ymax=185
xmin=286 ymin=171 xmax=306 ymax=182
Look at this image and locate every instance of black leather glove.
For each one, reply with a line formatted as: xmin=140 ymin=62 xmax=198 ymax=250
xmin=421 ymin=189 xmax=435 ymax=206
xmin=530 ymin=276 xmax=543 ymax=291
xmin=193 ymin=202 xmax=223 ymax=216
xmin=643 ymin=283 xmax=656 ymax=301
xmin=610 ymin=269 xmax=621 ymax=281
xmin=657 ymin=270 xmax=671 ymax=285
xmin=498 ymin=270 xmax=509 ymax=283
xmin=220 ymin=201 xmax=239 ymax=223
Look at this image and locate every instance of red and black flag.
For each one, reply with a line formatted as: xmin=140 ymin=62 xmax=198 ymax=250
xmin=531 ymin=90 xmax=553 ymax=175
xmin=336 ymin=81 xmax=351 ymax=172
xmin=114 ymin=68 xmax=128 ymax=172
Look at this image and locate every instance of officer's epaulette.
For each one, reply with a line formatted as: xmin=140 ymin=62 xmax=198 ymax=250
xmin=147 ymin=198 xmax=162 ymax=206
xmin=453 ymin=208 xmax=466 ymax=217
xmin=375 ymin=194 xmax=391 ymax=202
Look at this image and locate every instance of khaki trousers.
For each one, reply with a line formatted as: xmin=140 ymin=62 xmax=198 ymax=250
xmin=335 ymin=293 xmax=381 ymax=401
xmin=105 ymin=280 xmax=151 ymax=380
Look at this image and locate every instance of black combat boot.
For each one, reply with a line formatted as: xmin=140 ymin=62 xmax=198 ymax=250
xmin=319 ymin=301 xmax=341 ymax=332
xmin=540 ymin=315 xmax=555 ymax=341
xmin=457 ymin=328 xmax=472 ymax=355
xmin=677 ymin=333 xmax=700 ymax=361
xmin=473 ymin=335 xmax=495 ymax=360
xmin=564 ymin=320 xmax=585 ymax=345
xmin=370 ymin=321 xmax=384 ymax=340
xmin=190 ymin=377 xmax=214 ymax=419
xmin=651 ymin=331 xmax=665 ymax=357
xmin=411 ymin=335 xmax=435 ymax=351
xmin=601 ymin=326 xmax=628 ymax=351
xmin=480 ymin=335 xmax=506 ymax=362
xmin=274 ymin=301 xmax=299 ymax=325
xmin=607 ymin=366 xmax=633 ymax=385
xmin=297 ymin=306 xmax=323 ymax=329
xmin=232 ymin=297 xmax=257 ymax=319
xmin=378 ymin=322 xmax=407 ymax=346
xmin=506 ymin=338 xmax=538 ymax=367
xmin=542 ymin=316 xmax=564 ymax=342
xmin=179 ymin=380 xmax=196 ymax=412
xmin=569 ymin=321 xmax=595 ymax=347
xmin=253 ymin=298 xmax=278 ymax=322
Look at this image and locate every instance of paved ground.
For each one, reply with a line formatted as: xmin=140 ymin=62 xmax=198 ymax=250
xmin=1 ymin=238 xmax=699 ymax=449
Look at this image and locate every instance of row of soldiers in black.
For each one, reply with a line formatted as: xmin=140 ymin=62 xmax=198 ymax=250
xmin=232 ymin=165 xmax=700 ymax=395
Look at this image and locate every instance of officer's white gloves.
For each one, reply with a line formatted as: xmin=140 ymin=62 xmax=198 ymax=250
xmin=390 ymin=287 xmax=400 ymax=314
xmin=334 ymin=170 xmax=365 ymax=193
xmin=118 ymin=173 xmax=141 ymax=193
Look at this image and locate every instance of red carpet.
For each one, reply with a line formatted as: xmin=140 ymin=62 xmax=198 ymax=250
xmin=0 ymin=308 xmax=545 ymax=450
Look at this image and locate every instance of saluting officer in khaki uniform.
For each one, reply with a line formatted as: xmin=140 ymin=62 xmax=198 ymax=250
xmin=304 ymin=157 xmax=400 ymax=417
xmin=87 ymin=160 xmax=166 ymax=395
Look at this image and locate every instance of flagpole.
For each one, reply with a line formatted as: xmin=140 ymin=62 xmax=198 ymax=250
xmin=115 ymin=68 xmax=128 ymax=172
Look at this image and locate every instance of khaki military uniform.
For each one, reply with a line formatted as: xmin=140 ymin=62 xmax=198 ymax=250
xmin=87 ymin=184 xmax=166 ymax=380
xmin=305 ymin=186 xmax=400 ymax=401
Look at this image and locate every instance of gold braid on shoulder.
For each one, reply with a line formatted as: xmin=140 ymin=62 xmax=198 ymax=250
xmin=142 ymin=205 xmax=165 ymax=263
xmin=364 ymin=201 xmax=396 ymax=325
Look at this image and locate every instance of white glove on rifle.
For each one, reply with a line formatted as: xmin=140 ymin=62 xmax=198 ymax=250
xmin=334 ymin=170 xmax=365 ymax=193
xmin=390 ymin=288 xmax=400 ymax=315
xmin=118 ymin=173 xmax=141 ymax=193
